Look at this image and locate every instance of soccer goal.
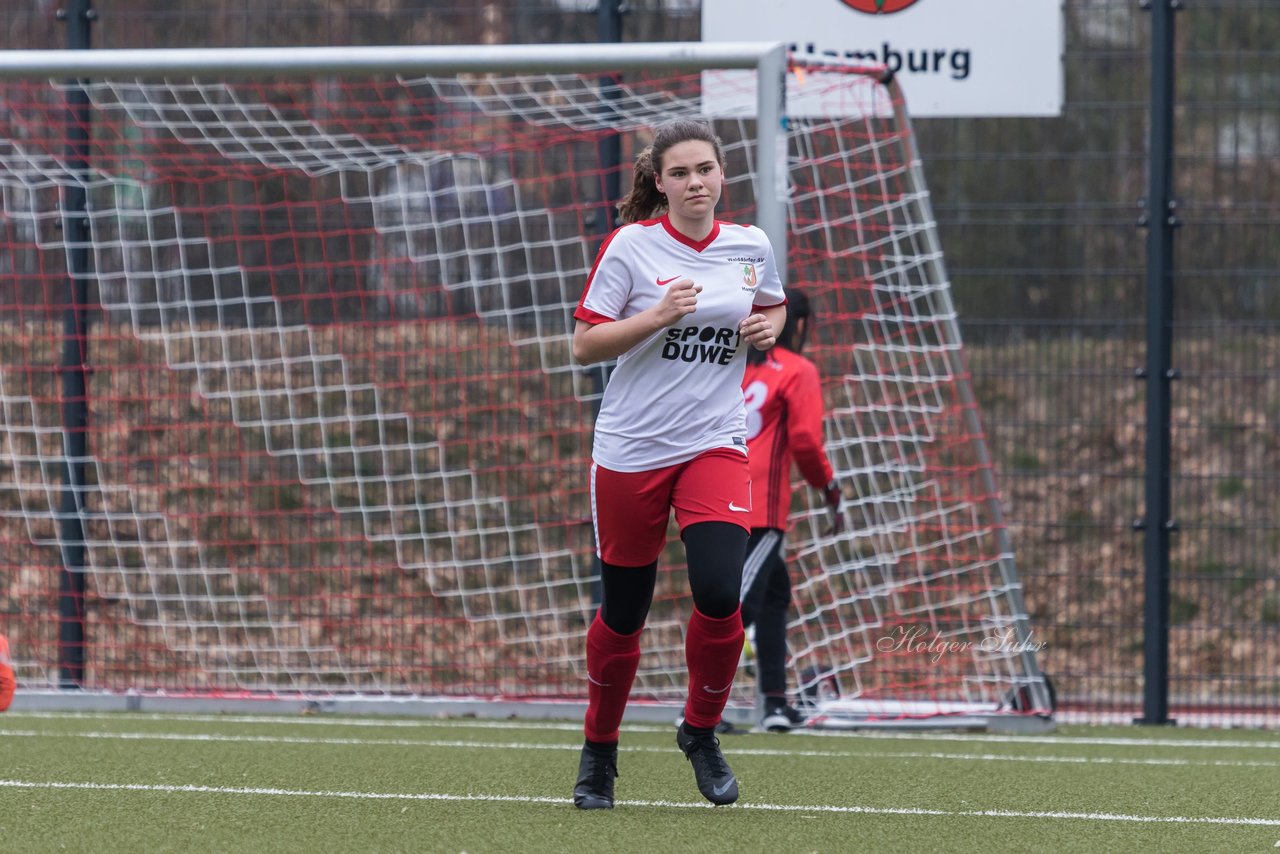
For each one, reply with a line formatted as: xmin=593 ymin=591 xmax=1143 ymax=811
xmin=0 ymin=43 xmax=1052 ymax=729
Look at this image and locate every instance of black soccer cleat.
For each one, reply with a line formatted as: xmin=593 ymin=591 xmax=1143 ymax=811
xmin=573 ymin=743 xmax=619 ymax=810
xmin=676 ymin=722 xmax=739 ymax=805
xmin=761 ymin=703 xmax=808 ymax=733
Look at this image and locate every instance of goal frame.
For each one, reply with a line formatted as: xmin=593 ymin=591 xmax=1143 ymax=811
xmin=0 ymin=42 xmax=1052 ymax=732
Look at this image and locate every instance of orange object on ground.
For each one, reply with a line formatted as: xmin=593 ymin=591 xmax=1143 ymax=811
xmin=0 ymin=634 xmax=15 ymax=711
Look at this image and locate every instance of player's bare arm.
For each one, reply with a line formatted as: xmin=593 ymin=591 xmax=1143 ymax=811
xmin=739 ymin=303 xmax=786 ymax=351
xmin=572 ymin=279 xmax=702 ymax=364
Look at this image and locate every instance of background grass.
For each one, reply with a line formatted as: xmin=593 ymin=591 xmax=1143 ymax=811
xmin=2 ymin=711 xmax=1279 ymax=853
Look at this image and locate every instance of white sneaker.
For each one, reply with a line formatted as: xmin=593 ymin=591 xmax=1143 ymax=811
xmin=761 ymin=704 xmax=808 ymax=732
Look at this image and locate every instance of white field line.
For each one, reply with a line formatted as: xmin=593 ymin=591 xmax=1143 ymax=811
xmin=0 ymin=778 xmax=1278 ymax=826
xmin=7 ymin=711 xmax=1280 ymax=751
xmin=3 ymin=728 xmax=1280 ymax=770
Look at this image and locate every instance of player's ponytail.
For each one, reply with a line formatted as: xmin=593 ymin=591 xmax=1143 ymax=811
xmin=616 ymin=119 xmax=726 ymax=225
xmin=617 ymin=145 xmax=664 ymax=224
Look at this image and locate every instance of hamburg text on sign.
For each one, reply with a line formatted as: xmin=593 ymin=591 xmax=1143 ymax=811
xmin=702 ymin=0 xmax=1063 ymax=119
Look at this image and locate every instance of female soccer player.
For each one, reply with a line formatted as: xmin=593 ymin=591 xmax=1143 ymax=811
xmin=570 ymin=118 xmax=786 ymax=809
xmin=740 ymin=289 xmax=843 ymax=733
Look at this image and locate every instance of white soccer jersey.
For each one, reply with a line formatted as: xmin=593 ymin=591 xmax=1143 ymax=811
xmin=574 ymin=214 xmax=786 ymax=472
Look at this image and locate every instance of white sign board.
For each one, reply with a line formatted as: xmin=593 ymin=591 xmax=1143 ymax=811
xmin=702 ymin=0 xmax=1063 ymax=118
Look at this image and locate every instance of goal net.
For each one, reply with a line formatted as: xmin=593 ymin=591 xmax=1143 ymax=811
xmin=0 ymin=45 xmax=1050 ymax=724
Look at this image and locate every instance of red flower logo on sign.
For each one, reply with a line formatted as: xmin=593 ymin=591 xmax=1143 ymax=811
xmin=839 ymin=0 xmax=922 ymax=13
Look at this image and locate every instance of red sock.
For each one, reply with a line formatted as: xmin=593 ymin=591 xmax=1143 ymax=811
xmin=682 ymin=607 xmax=744 ymax=729
xmin=583 ymin=612 xmax=643 ymax=743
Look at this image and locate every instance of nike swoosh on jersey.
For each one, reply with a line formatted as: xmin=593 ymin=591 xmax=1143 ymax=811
xmin=655 ymin=276 xmax=680 ymax=286
xmin=728 ymin=502 xmax=750 ymax=512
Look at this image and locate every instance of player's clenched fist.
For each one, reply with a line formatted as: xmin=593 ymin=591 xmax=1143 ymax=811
xmin=738 ymin=312 xmax=777 ymax=351
xmin=656 ymin=279 xmax=701 ymax=325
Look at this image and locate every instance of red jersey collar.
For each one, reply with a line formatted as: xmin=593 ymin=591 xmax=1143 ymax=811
xmin=660 ymin=214 xmax=720 ymax=253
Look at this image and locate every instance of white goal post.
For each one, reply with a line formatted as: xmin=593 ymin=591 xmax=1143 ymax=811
xmin=0 ymin=42 xmax=1052 ymax=730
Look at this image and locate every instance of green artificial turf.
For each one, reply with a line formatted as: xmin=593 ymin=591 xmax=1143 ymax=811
xmin=1 ymin=712 xmax=1278 ymax=853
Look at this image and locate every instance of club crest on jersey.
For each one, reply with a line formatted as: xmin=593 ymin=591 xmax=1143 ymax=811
xmin=741 ymin=264 xmax=757 ymax=290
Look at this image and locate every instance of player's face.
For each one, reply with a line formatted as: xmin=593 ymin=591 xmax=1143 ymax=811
xmin=655 ymin=140 xmax=723 ymax=228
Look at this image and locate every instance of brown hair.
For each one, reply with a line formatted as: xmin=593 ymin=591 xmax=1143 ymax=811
xmin=616 ymin=119 xmax=726 ymax=225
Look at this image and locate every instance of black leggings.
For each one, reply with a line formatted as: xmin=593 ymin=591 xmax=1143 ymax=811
xmin=740 ymin=527 xmax=791 ymax=698
xmin=598 ymin=521 xmax=747 ymax=635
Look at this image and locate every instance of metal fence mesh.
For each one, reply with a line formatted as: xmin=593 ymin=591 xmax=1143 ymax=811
xmin=3 ymin=0 xmax=1277 ymax=724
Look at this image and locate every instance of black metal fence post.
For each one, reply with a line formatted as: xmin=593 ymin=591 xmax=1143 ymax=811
xmin=596 ymin=0 xmax=624 ymax=228
xmin=582 ymin=0 xmax=627 ymax=611
xmin=1137 ymin=0 xmax=1179 ymax=726
xmin=57 ymin=0 xmax=95 ymax=689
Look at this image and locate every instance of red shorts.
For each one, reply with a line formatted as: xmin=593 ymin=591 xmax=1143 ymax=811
xmin=590 ymin=447 xmax=752 ymax=567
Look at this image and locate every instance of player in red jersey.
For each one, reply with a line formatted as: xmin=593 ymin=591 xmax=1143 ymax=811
xmin=571 ymin=118 xmax=786 ymax=809
xmin=740 ymin=289 xmax=843 ymax=731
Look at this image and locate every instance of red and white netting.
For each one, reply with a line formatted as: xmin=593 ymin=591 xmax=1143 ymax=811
xmin=0 ymin=61 xmax=1046 ymax=718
